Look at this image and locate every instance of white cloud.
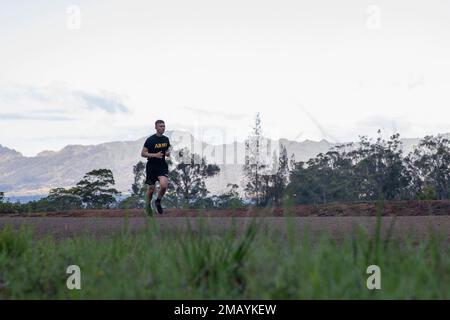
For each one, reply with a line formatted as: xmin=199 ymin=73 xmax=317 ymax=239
xmin=0 ymin=84 xmax=130 ymax=115
xmin=0 ymin=84 xmax=135 ymax=155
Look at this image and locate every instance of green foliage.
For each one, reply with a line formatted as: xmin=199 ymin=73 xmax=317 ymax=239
xmin=0 ymin=190 xmax=82 ymax=214
xmin=0 ymin=225 xmax=31 ymax=258
xmin=74 ymin=169 xmax=121 ymax=209
xmin=259 ymin=144 xmax=291 ymax=206
xmin=350 ymin=132 xmax=411 ymax=201
xmin=131 ymin=161 xmax=146 ymax=200
xmin=0 ymin=201 xmax=25 ymax=214
xmin=417 ymin=185 xmax=438 ymax=200
xmin=243 ymin=115 xmax=292 ymax=207
xmin=118 ymin=195 xmax=142 ymax=209
xmin=178 ymin=219 xmax=257 ymax=292
xmin=286 ymin=131 xmax=450 ymax=204
xmin=286 ymin=145 xmax=359 ymax=204
xmin=183 ymin=184 xmax=246 ymax=210
xmin=118 ymin=161 xmax=147 ymax=209
xmin=407 ymin=135 xmax=450 ymax=200
xmin=45 ymin=187 xmax=82 ymax=211
xmin=213 ymin=184 xmax=245 ymax=209
xmin=0 ymin=168 xmax=121 ymax=213
xmin=167 ymin=148 xmax=220 ymax=207
xmin=0 ymin=217 xmax=449 ymax=299
xmin=0 ymin=192 xmax=4 ymax=203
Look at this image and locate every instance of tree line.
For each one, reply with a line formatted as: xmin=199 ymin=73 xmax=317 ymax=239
xmin=243 ymin=114 xmax=450 ymax=205
xmin=284 ymin=132 xmax=450 ymax=204
xmin=0 ymin=148 xmax=244 ymax=213
xmin=0 ymin=169 xmax=121 ymax=213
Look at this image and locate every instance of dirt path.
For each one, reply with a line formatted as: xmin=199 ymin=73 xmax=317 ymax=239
xmin=1 ymin=216 xmax=450 ymax=241
xmin=3 ymin=200 xmax=449 ymax=218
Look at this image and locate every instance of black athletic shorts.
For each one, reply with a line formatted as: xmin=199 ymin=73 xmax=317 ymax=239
xmin=145 ymin=162 xmax=168 ymax=186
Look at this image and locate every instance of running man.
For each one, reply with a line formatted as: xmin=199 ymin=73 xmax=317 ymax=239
xmin=141 ymin=120 xmax=171 ymax=215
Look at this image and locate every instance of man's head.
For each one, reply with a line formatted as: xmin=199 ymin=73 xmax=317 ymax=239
xmin=155 ymin=120 xmax=165 ymax=135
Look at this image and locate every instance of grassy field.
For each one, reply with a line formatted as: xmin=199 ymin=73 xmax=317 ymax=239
xmin=0 ymin=213 xmax=449 ymax=299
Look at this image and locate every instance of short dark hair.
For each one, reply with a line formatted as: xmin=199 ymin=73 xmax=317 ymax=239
xmin=155 ymin=120 xmax=165 ymax=126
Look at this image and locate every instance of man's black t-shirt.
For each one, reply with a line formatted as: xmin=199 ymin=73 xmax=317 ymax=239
xmin=143 ymin=134 xmax=171 ymax=167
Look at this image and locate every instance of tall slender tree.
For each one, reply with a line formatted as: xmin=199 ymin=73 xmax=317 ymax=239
xmin=272 ymin=144 xmax=290 ymax=205
xmin=243 ymin=113 xmax=266 ymax=205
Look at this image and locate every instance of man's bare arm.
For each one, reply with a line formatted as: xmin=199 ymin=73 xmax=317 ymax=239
xmin=141 ymin=147 xmax=163 ymax=158
xmin=165 ymin=146 xmax=172 ymax=157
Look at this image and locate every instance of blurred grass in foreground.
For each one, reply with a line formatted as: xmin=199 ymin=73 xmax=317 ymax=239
xmin=0 ymin=214 xmax=449 ymax=299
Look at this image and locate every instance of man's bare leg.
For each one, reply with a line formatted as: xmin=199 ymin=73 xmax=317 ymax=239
xmin=154 ymin=176 xmax=168 ymax=214
xmin=145 ymin=184 xmax=155 ymax=215
xmin=157 ymin=176 xmax=168 ymax=199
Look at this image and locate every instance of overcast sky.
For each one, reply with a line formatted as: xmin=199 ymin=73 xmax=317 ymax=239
xmin=1 ymin=0 xmax=450 ymax=156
